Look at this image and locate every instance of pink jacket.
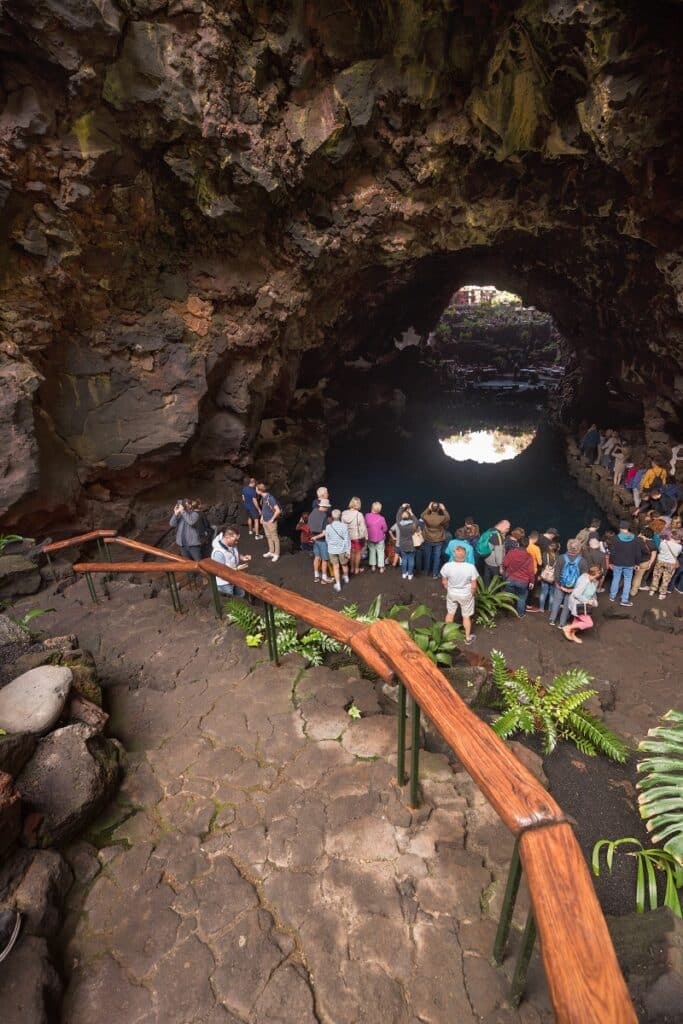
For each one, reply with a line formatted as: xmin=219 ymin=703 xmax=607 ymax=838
xmin=365 ymin=512 xmax=388 ymax=543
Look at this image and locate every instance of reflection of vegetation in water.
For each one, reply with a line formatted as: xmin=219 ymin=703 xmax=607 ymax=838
xmin=440 ymin=428 xmax=536 ymax=464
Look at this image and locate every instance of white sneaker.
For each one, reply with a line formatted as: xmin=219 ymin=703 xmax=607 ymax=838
xmin=333 ymin=583 xmax=341 ymax=592
xmin=343 ymin=576 xmax=350 ymax=584
xmin=407 ymin=574 xmax=413 ymax=580
xmin=263 ymin=552 xmax=273 ymax=558
xmin=402 ymin=573 xmax=407 ymax=579
xmin=271 ymin=555 xmax=279 ymax=563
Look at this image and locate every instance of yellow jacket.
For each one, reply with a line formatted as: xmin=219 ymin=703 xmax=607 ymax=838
xmin=641 ymin=467 xmax=667 ymax=490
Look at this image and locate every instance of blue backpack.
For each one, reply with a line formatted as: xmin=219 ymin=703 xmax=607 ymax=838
xmin=559 ymin=554 xmax=581 ymax=589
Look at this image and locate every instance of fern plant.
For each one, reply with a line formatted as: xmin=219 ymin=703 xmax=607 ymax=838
xmin=223 ymin=599 xmax=343 ymax=665
xmin=475 ymin=576 xmax=519 ymax=628
xmin=637 ymin=709 xmax=683 ymax=867
xmin=592 ymin=838 xmax=682 ymax=917
xmin=490 ymin=650 xmax=628 ymax=762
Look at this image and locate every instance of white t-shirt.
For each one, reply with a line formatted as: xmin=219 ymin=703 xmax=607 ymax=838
xmin=658 ymin=539 xmax=682 ymax=565
xmin=440 ymin=561 xmax=479 ymax=593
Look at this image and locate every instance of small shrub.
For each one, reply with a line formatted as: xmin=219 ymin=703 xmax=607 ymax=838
xmin=489 ymin=649 xmax=628 ymax=761
xmin=389 ymin=603 xmax=464 ymax=668
xmin=0 ymin=533 xmax=23 ymax=554
xmin=475 ymin=576 xmax=519 ymax=628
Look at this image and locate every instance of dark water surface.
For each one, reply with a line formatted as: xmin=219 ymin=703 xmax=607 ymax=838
xmin=321 ymin=397 xmax=602 ymax=541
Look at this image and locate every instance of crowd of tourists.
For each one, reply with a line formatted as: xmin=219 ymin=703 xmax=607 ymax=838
xmin=579 ymin=425 xmax=682 ymax=517
xmin=168 ymin=474 xmax=683 ymax=648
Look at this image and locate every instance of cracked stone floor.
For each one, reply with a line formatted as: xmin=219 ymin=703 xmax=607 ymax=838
xmin=37 ymin=577 xmax=553 ymax=1023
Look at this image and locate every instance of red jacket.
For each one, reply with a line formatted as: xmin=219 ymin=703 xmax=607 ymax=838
xmin=503 ymin=548 xmax=536 ymax=585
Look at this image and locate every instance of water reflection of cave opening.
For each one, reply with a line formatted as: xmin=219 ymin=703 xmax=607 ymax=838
xmin=439 ymin=428 xmax=536 ymax=464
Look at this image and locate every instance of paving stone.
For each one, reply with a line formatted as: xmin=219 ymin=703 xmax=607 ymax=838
xmin=340 ymin=714 xmax=397 ymax=757
xmin=300 ymin=702 xmax=349 ymax=740
xmin=155 ymin=792 xmax=216 ymax=835
xmin=326 ymin=814 xmax=399 ymax=860
xmin=411 ymin=921 xmax=478 ymax=1023
xmin=193 ymin=857 xmax=258 ymax=936
xmin=150 ymin=935 xmax=216 ymax=1022
xmin=348 ymin=912 xmax=414 ymax=976
xmin=62 ymin=840 xmax=101 ymax=885
xmin=252 ymin=963 xmax=318 ymax=1024
xmin=263 ymin=870 xmax=322 ymax=930
xmin=210 ymin=909 xmax=285 ymax=1018
xmin=462 ymin=953 xmax=511 ymax=1018
xmin=62 ymin=953 xmax=152 ymax=1023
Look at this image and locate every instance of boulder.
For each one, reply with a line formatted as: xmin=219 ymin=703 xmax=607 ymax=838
xmin=0 ymin=935 xmax=62 ymax=1024
xmin=0 ymin=613 xmax=30 ymax=665
xmin=0 ymin=555 xmax=41 ymax=598
xmin=12 ymin=849 xmax=73 ymax=938
xmin=16 ymin=724 xmax=123 ymax=847
xmin=0 ymin=666 xmax=72 ymax=735
xmin=0 ymin=771 xmax=21 ymax=855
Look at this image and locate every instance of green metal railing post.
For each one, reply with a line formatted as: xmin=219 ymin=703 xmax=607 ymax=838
xmin=492 ymin=840 xmax=523 ymax=964
xmin=208 ymin=574 xmax=223 ymax=618
xmin=167 ymin=572 xmax=182 ymax=612
xmin=46 ymin=551 xmax=57 ymax=583
xmin=396 ymin=681 xmax=407 ymax=787
xmin=85 ymin=572 xmax=98 ymax=603
xmin=509 ymin=911 xmax=537 ymax=1007
xmin=263 ymin=602 xmax=279 ymax=665
xmin=96 ymin=538 xmax=105 ymax=561
xmin=409 ymin=695 xmax=421 ymax=808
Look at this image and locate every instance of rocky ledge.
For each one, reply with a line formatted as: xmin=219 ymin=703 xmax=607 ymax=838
xmin=0 ymin=614 xmax=124 ymax=1023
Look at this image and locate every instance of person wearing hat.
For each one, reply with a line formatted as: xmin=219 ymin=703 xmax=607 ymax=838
xmin=537 ymin=527 xmax=560 ymax=555
xmin=608 ymin=521 xmax=642 ymax=606
xmin=308 ymin=499 xmax=332 ymax=584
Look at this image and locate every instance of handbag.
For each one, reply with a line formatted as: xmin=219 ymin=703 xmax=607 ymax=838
xmin=540 ymin=561 xmax=555 ymax=583
xmin=412 ymin=528 xmax=425 ymax=548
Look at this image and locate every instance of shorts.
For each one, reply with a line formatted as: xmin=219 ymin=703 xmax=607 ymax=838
xmin=245 ymin=503 xmax=260 ymax=518
xmin=446 ymin=590 xmax=475 ymax=617
xmin=329 ymin=551 xmax=350 ymax=567
xmin=313 ymin=539 xmax=329 ymax=560
xmin=351 ymin=539 xmax=365 ymax=552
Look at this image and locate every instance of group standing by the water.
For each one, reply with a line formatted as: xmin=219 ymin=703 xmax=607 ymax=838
xmin=170 ymin=470 xmax=683 ymax=648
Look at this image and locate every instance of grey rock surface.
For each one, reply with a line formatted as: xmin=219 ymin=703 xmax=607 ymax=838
xmin=13 ymin=849 xmax=73 ymax=938
xmin=0 ymin=665 xmax=72 ymax=735
xmin=16 ymin=723 xmax=123 ymax=846
xmin=0 ymin=935 xmax=62 ymax=1024
xmin=0 ymin=732 xmax=37 ymax=777
xmin=0 ymin=555 xmax=41 ymax=599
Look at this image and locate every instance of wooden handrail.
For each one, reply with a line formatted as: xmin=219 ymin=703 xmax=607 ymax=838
xmin=43 ymin=529 xmax=118 ymax=553
xmin=520 ymin=824 xmax=635 ymax=1022
xmin=104 ymin=536 xmax=188 ymax=563
xmin=68 ymin=537 xmax=636 ymax=1020
xmin=74 ymin=560 xmax=198 ymax=574
xmin=365 ymin=618 xmax=561 ymax=832
xmin=365 ymin=619 xmax=635 ymax=1021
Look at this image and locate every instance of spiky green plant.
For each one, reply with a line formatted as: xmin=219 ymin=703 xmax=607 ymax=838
xmin=0 ymin=533 xmax=23 ymax=554
xmin=15 ymin=607 xmax=55 ymax=634
xmin=592 ymin=838 xmax=682 ymax=917
xmin=475 ymin=576 xmax=519 ymax=628
xmin=490 ymin=650 xmax=628 ymax=761
xmin=637 ymin=709 xmax=683 ymax=867
xmin=223 ymin=599 xmax=343 ymax=665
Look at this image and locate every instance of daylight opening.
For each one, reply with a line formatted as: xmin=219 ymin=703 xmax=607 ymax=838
xmin=439 ymin=428 xmax=536 ymax=464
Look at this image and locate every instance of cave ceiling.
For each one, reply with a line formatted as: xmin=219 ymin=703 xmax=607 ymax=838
xmin=1 ymin=0 xmax=682 ymax=528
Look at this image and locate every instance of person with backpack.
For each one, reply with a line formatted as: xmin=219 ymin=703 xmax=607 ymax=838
xmin=308 ymin=499 xmax=332 ymax=584
xmin=549 ymin=539 xmax=588 ymax=627
xmin=649 ymin=528 xmax=683 ymax=599
xmin=538 ymin=540 xmax=559 ymax=611
xmin=396 ymin=505 xmax=420 ymax=580
xmin=608 ymin=521 xmax=642 ymax=605
xmin=575 ymin=518 xmax=601 ymax=552
xmin=256 ymin=482 xmax=281 ymax=562
xmin=502 ymin=539 xmax=536 ymax=617
xmin=562 ymin=565 xmax=602 ymax=644
xmin=241 ymin=477 xmax=261 ymax=539
xmin=170 ymin=500 xmax=203 ymax=560
xmin=421 ymin=501 xmax=450 ymax=578
xmin=189 ymin=499 xmax=213 ymax=557
xmin=211 ymin=527 xmax=251 ymax=596
xmin=641 ymin=458 xmax=668 ymax=494
xmin=476 ymin=520 xmax=510 ymax=585
xmin=630 ymin=526 xmax=657 ymax=596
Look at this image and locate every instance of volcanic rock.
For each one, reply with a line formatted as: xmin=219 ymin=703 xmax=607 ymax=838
xmin=0 ymin=555 xmax=41 ymax=599
xmin=16 ymin=724 xmax=123 ymax=847
xmin=0 ymin=666 xmax=72 ymax=735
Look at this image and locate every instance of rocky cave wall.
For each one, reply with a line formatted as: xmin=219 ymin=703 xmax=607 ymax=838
xmin=1 ymin=0 xmax=683 ymax=534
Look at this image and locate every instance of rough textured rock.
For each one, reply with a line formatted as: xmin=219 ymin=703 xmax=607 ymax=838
xmin=12 ymin=849 xmax=73 ymax=938
xmin=0 ymin=732 xmax=36 ymax=777
xmin=0 ymin=770 xmax=21 ymax=855
xmin=0 ymin=935 xmax=62 ymax=1024
xmin=609 ymin=908 xmax=683 ymax=1023
xmin=0 ymin=555 xmax=41 ymax=598
xmin=0 ymin=665 xmax=72 ymax=735
xmin=0 ymin=613 xmax=30 ymax=665
xmin=0 ymin=2 xmax=682 ymax=533
xmin=16 ymin=723 xmax=123 ymax=846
